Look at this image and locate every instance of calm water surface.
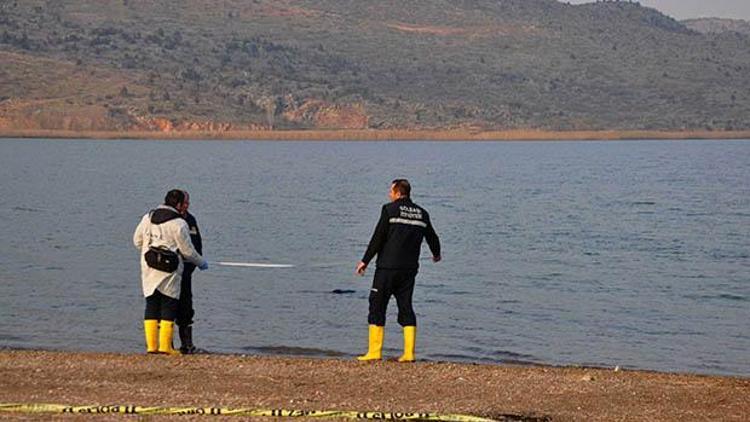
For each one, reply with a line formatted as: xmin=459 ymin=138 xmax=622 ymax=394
xmin=0 ymin=138 xmax=748 ymax=376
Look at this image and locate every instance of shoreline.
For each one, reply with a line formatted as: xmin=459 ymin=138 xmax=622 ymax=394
xmin=1 ymin=128 xmax=750 ymax=141
xmin=2 ymin=344 xmax=741 ymax=378
xmin=0 ymin=350 xmax=748 ymax=421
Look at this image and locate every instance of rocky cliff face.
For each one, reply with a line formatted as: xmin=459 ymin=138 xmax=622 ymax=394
xmin=281 ymin=98 xmax=369 ymax=130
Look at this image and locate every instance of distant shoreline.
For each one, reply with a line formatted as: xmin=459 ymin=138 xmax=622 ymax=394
xmin=1 ymin=129 xmax=750 ymax=141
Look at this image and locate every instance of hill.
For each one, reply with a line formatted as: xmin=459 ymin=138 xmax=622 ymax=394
xmin=1 ymin=0 xmax=750 ymax=133
xmin=683 ymin=18 xmax=750 ymax=36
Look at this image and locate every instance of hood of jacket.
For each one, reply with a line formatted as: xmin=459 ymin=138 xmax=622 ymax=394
xmin=150 ymin=206 xmax=182 ymax=225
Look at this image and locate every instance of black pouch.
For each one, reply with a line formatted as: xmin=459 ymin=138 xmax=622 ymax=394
xmin=144 ymin=247 xmax=179 ymax=273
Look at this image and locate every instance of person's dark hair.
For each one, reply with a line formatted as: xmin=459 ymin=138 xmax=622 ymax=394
xmin=391 ymin=179 xmax=411 ymax=197
xmin=164 ymin=189 xmax=186 ymax=208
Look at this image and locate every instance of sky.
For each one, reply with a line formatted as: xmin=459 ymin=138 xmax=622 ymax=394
xmin=565 ymin=0 xmax=750 ymax=21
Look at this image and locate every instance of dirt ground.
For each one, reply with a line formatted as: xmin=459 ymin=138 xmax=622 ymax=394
xmin=0 ymin=350 xmax=748 ymax=421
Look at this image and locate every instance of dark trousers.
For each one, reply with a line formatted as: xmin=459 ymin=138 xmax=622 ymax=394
xmin=368 ymin=268 xmax=418 ymax=327
xmin=145 ymin=290 xmax=178 ymax=321
xmin=176 ymin=266 xmax=195 ymax=327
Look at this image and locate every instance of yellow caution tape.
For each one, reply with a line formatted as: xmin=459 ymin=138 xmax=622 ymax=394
xmin=0 ymin=403 xmax=498 ymax=422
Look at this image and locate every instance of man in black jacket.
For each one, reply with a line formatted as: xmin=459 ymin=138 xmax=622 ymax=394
xmin=176 ymin=190 xmax=203 ymax=354
xmin=356 ymin=179 xmax=441 ymax=362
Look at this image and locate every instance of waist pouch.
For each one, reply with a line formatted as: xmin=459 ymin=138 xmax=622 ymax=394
xmin=144 ymin=247 xmax=179 ymax=273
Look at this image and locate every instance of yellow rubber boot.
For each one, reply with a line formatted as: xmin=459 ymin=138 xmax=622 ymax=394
xmin=398 ymin=326 xmax=416 ymax=362
xmin=158 ymin=320 xmax=181 ymax=355
xmin=357 ymin=325 xmax=384 ymax=361
xmin=144 ymin=320 xmax=159 ymax=353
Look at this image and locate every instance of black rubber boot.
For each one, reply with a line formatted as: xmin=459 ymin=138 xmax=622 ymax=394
xmin=178 ymin=325 xmax=197 ymax=354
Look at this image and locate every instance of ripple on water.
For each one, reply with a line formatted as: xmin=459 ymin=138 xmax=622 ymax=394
xmin=11 ymin=206 xmax=46 ymax=213
xmin=684 ymin=292 xmax=748 ymax=302
xmin=244 ymin=345 xmax=348 ymax=357
xmin=0 ymin=334 xmax=26 ymax=342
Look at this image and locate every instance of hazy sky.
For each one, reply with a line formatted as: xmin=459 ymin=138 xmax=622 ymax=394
xmin=566 ymin=0 xmax=750 ymax=21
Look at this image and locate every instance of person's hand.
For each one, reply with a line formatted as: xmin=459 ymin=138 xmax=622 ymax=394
xmin=432 ymin=255 xmax=442 ymax=263
xmin=198 ymin=262 xmax=209 ymax=271
xmin=356 ymin=261 xmax=367 ymax=276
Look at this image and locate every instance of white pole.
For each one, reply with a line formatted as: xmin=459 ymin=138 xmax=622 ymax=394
xmin=212 ymin=261 xmax=295 ymax=269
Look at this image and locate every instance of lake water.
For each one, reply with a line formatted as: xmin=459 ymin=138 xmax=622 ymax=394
xmin=0 ymin=138 xmax=748 ymax=376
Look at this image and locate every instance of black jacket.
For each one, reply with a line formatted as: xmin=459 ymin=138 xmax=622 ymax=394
xmin=362 ymin=197 xmax=440 ymax=270
xmin=182 ymin=211 xmax=202 ymax=273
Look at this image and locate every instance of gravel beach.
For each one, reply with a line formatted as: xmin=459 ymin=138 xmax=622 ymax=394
xmin=0 ymin=350 xmax=748 ymax=421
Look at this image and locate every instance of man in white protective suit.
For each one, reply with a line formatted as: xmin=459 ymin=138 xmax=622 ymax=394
xmin=133 ymin=189 xmax=208 ymax=355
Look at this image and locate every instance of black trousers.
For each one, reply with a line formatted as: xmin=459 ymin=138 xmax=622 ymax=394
xmin=176 ymin=266 xmax=195 ymax=327
xmin=145 ymin=290 xmax=178 ymax=321
xmin=368 ymin=268 xmax=418 ymax=327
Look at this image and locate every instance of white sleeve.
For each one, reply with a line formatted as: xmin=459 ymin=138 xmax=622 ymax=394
xmin=133 ymin=215 xmax=147 ymax=250
xmin=175 ymin=220 xmax=206 ymax=267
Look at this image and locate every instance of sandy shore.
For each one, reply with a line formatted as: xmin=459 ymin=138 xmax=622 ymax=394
xmin=0 ymin=350 xmax=747 ymax=421
xmin=1 ymin=129 xmax=750 ymax=141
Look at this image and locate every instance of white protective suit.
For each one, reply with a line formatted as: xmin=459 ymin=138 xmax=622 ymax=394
xmin=133 ymin=205 xmax=206 ymax=299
